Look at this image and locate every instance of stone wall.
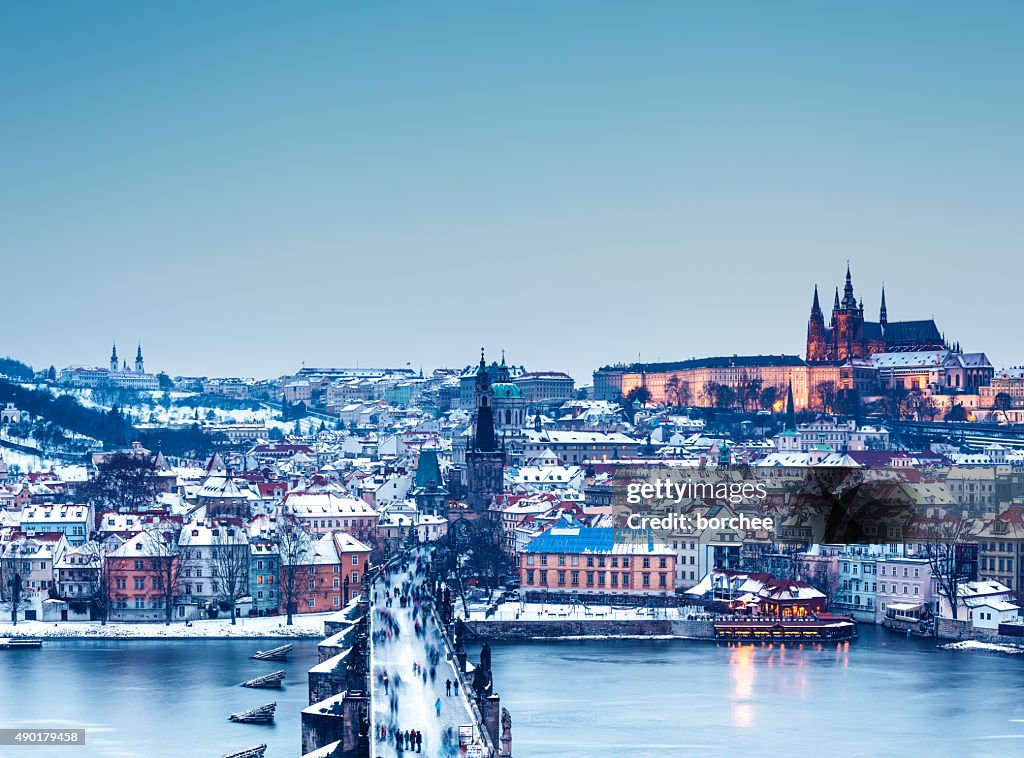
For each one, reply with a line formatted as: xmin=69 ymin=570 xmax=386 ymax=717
xmin=467 ymin=618 xmax=715 ymax=640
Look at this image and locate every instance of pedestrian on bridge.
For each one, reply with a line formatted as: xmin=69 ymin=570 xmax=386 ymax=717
xmin=445 ymin=678 xmax=451 ymax=696
xmin=435 ymin=697 xmax=442 ymax=717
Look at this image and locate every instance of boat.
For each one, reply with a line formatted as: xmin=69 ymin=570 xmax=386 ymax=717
xmin=0 ymin=638 xmax=43 ymax=649
xmin=251 ymin=643 xmax=292 ymax=661
xmin=713 ymin=614 xmax=857 ymax=642
xmin=222 ymin=745 xmax=267 ymax=758
xmin=240 ymin=670 xmax=285 ymax=689
xmin=228 ymin=703 xmax=277 ymax=724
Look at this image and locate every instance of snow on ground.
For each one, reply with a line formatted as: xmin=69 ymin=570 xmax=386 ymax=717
xmin=462 ymin=600 xmax=711 ymax=622
xmin=0 ymin=447 xmax=61 ymax=473
xmin=0 ymin=612 xmax=338 ymax=639
xmin=941 ymin=639 xmax=1024 ymax=655
xmin=371 ymin=560 xmax=480 ymax=757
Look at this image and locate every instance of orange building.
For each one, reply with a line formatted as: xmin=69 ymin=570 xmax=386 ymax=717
xmin=281 ymin=532 xmax=371 ymax=614
xmin=106 ymin=532 xmax=178 ymax=622
xmin=519 ymin=520 xmax=676 ymax=596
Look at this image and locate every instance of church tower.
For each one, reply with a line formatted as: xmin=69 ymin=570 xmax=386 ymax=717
xmin=831 ymin=263 xmax=866 ymax=360
xmin=806 ymin=285 xmax=828 ymax=362
xmin=465 ymin=349 xmax=505 ymax=513
xmin=135 ymin=344 xmax=145 ymax=374
xmin=412 ymin=446 xmax=449 ymax=516
xmin=110 ymin=343 xmax=118 ymax=372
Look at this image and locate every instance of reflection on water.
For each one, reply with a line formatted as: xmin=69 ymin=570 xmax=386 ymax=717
xmin=471 ymin=625 xmax=1024 ymax=758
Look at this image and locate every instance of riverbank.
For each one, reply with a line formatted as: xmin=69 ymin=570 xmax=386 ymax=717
xmin=0 ymin=613 xmax=337 ymax=639
xmin=941 ymin=639 xmax=1024 ymax=655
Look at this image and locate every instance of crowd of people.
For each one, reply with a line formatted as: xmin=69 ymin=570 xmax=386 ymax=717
xmin=371 ymin=550 xmax=467 ymax=757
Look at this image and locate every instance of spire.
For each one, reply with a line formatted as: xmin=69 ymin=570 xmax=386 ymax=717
xmin=784 ymin=382 xmax=796 ymax=432
xmin=477 ymin=347 xmax=486 ymax=373
xmin=879 ymin=284 xmax=888 ymax=326
xmin=474 ymin=402 xmax=497 ymax=453
xmin=110 ymin=342 xmax=118 ymax=372
xmin=842 ymin=262 xmax=857 ymax=309
xmin=833 ymin=287 xmax=840 ymax=312
xmin=810 ymin=285 xmax=822 ymax=319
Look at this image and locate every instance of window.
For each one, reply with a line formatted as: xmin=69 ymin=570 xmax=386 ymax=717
xmin=333 ymin=597 xmax=340 ymax=607
xmin=642 ymin=574 xmax=650 ymax=587
xmin=352 ymin=555 xmax=359 ymax=565
xmin=308 ymin=598 xmax=316 ymax=608
xmin=557 ymin=571 xmax=566 ymax=586
xmin=558 ymin=555 xmax=565 ymax=566
xmin=642 ymin=557 xmax=651 ymax=569
xmin=571 ymin=571 xmax=579 ymax=585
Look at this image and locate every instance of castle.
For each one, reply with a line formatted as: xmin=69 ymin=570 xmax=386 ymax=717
xmin=806 ymin=264 xmax=947 ymax=363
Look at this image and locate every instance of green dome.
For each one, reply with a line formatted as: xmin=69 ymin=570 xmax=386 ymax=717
xmin=492 ymin=382 xmax=524 ymax=399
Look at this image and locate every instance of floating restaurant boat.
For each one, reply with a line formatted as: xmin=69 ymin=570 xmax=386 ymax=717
xmin=240 ymin=670 xmax=285 ymax=689
xmin=714 ymin=614 xmax=857 ymax=642
xmin=251 ymin=643 xmax=292 ymax=661
xmin=228 ymin=702 xmax=277 ymax=724
xmin=222 ymin=745 xmax=267 ymax=758
xmin=0 ymin=638 xmax=43 ymax=649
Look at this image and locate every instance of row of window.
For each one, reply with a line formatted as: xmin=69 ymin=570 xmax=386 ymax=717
xmin=525 ymin=554 xmax=667 ymax=569
xmin=523 ymin=569 xmax=669 ymax=589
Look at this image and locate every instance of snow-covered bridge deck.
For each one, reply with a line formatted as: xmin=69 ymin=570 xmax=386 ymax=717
xmin=369 ymin=558 xmax=487 ymax=757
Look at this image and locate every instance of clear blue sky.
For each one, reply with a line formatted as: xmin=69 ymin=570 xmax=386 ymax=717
xmin=2 ymin=2 xmax=1022 ymax=383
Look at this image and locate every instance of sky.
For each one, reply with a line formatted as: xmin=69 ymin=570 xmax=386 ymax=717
xmin=2 ymin=2 xmax=1022 ymax=384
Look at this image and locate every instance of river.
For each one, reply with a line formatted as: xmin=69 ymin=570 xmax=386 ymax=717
xmin=1 ymin=629 xmax=1023 ymax=757
xmin=471 ymin=626 xmax=1024 ymax=758
xmin=0 ymin=638 xmax=320 ymax=758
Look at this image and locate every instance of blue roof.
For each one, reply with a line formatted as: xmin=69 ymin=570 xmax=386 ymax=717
xmin=523 ymin=523 xmax=667 ymax=555
xmin=524 ymin=526 xmax=616 ymax=554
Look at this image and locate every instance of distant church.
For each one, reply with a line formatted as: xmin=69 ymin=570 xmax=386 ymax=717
xmin=110 ymin=342 xmax=145 ymax=374
xmin=806 ymin=265 xmax=947 ymax=363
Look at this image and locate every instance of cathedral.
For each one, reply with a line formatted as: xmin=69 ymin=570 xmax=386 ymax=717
xmin=806 ymin=265 xmax=947 ymax=363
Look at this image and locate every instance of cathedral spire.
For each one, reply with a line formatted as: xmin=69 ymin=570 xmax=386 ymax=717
xmin=810 ymin=285 xmax=822 ymax=319
xmin=110 ymin=342 xmax=118 ymax=372
xmin=833 ymin=287 xmax=840 ymax=312
xmin=879 ymin=284 xmax=888 ymax=326
xmin=842 ymin=262 xmax=857 ymax=309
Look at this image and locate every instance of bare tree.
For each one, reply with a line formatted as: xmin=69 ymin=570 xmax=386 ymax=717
xmin=800 ymin=560 xmax=840 ymax=612
xmin=0 ymin=550 xmax=31 ymax=625
xmin=665 ymin=376 xmax=680 ymax=408
xmin=277 ymin=513 xmax=312 ymax=626
xmin=920 ymin=515 xmax=975 ymax=622
xmin=815 ymin=381 xmax=837 ymax=414
xmin=467 ymin=514 xmax=513 ymax=603
xmin=82 ymin=451 xmax=160 ymax=512
xmin=211 ymin=523 xmax=250 ymax=625
xmin=145 ymin=529 xmax=184 ymax=625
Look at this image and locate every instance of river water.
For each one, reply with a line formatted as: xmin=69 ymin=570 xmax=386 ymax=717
xmin=1 ymin=628 xmax=1023 ymax=757
xmin=471 ymin=626 xmax=1024 ymax=758
xmin=0 ymin=638 xmax=321 ymax=758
